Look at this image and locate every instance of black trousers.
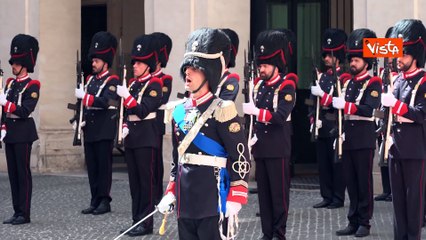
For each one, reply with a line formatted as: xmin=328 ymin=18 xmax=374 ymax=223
xmin=315 ymin=137 xmax=345 ymax=204
xmin=178 ymin=215 xmax=221 ymax=240
xmin=256 ymin=157 xmax=290 ymax=240
xmin=125 ymin=147 xmax=156 ymax=228
xmin=5 ymin=142 xmax=33 ymax=220
xmin=380 ymin=166 xmax=391 ymax=194
xmin=377 ymin=136 xmax=391 ymax=194
xmin=154 ymin=135 xmax=164 ymax=204
xmin=389 ymin=157 xmax=425 ymax=240
xmin=83 ymin=140 xmax=113 ymax=207
xmin=342 ymin=149 xmax=374 ymax=228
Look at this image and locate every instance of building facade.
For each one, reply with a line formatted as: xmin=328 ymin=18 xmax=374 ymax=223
xmin=0 ymin=0 xmax=424 ymax=175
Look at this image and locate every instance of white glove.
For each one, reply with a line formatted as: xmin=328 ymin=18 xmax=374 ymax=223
xmin=0 ymin=93 xmax=7 ymax=106
xmin=0 ymin=129 xmax=6 ymax=141
xmin=381 ymin=93 xmax=397 ymax=107
xmin=117 ymin=85 xmax=130 ymax=98
xmin=242 ymin=101 xmax=260 ymax=116
xmin=122 ymin=127 xmax=129 ymax=138
xmin=225 ymin=201 xmax=242 ymax=218
xmin=311 ymin=83 xmax=325 ymax=97
xmin=157 ymin=192 xmax=176 ymax=214
xmin=72 ymin=121 xmax=86 ymax=130
xmin=316 ymin=119 xmax=322 ymax=129
xmin=75 ymin=88 xmax=85 ymax=99
xmin=248 ymin=134 xmax=258 ymax=147
xmin=332 ymin=97 xmax=346 ymax=109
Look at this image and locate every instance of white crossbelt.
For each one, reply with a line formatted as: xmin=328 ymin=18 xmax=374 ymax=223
xmin=179 ymin=153 xmax=227 ymax=168
xmin=395 ymin=115 xmax=414 ymax=123
xmin=86 ymin=106 xmax=117 ymax=110
xmin=6 ymin=113 xmax=32 ymax=119
xmin=128 ymin=112 xmax=156 ymax=121
xmin=344 ymin=115 xmax=374 ymax=121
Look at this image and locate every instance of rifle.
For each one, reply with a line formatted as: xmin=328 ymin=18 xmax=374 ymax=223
xmin=310 ymin=46 xmax=320 ymax=142
xmin=67 ymin=51 xmax=84 ymax=146
xmin=378 ymin=57 xmax=393 ymax=167
xmin=116 ymin=39 xmax=126 ymax=146
xmin=331 ymin=51 xmax=343 ymax=162
xmin=0 ymin=61 xmax=3 ymax=148
xmin=243 ymin=42 xmax=256 ymax=155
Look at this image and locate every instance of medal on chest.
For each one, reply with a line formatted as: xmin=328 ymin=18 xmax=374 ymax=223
xmin=183 ymin=108 xmax=200 ymax=131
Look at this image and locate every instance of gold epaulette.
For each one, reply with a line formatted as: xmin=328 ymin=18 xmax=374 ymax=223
xmin=164 ymin=99 xmax=186 ymax=124
xmin=214 ymin=100 xmax=238 ymax=123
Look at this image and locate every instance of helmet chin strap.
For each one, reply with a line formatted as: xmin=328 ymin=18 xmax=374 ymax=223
xmin=136 ymin=65 xmax=149 ymax=78
xmin=264 ymin=66 xmax=276 ymax=81
xmin=191 ymin=78 xmax=208 ymax=94
xmin=15 ymin=65 xmax=24 ymax=77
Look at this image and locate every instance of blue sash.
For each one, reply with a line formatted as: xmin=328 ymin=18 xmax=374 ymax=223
xmin=173 ymin=104 xmax=228 ymax=157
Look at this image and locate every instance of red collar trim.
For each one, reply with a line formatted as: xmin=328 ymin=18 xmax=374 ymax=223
xmin=354 ymin=71 xmax=369 ymax=81
xmin=191 ymin=92 xmax=213 ymax=107
xmin=402 ymin=68 xmax=421 ymax=79
xmin=152 ymin=69 xmax=163 ymax=77
xmin=137 ymin=74 xmax=151 ymax=82
xmin=265 ymin=75 xmax=281 ymax=86
xmin=96 ymin=70 xmax=109 ymax=79
xmin=326 ymin=66 xmax=341 ymax=75
xmin=16 ymin=74 xmax=29 ymax=82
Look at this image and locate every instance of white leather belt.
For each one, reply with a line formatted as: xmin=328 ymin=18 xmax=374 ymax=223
xmin=6 ymin=113 xmax=31 ymax=119
xmin=344 ymin=115 xmax=374 ymax=121
xmin=128 ymin=112 xmax=156 ymax=121
xmin=180 ymin=153 xmax=227 ymax=168
xmin=395 ymin=116 xmax=414 ymax=123
xmin=86 ymin=106 xmax=117 ymax=110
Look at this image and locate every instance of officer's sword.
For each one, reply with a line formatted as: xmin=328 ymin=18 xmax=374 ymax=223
xmin=113 ymin=208 xmax=159 ymax=240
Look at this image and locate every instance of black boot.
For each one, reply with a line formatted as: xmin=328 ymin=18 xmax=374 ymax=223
xmin=374 ymin=193 xmax=390 ymax=201
xmin=3 ymin=215 xmax=17 ymax=224
xmin=313 ymin=200 xmax=330 ymax=208
xmin=81 ymin=206 xmax=96 ymax=214
xmin=127 ymin=224 xmax=153 ymax=237
xmin=92 ymin=200 xmax=111 ymax=215
xmin=336 ymin=224 xmax=358 ymax=236
xmin=355 ymin=226 xmax=370 ymax=237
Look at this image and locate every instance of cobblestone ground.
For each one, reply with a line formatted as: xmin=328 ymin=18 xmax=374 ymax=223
xmin=0 ymin=173 xmax=425 ymax=240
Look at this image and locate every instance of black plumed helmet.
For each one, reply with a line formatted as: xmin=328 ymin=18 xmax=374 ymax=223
xmin=346 ymin=28 xmax=377 ymax=70
xmin=322 ymin=28 xmax=347 ymax=63
xmin=151 ymin=32 xmax=172 ymax=68
xmin=385 ymin=26 xmax=393 ymax=38
xmin=9 ymin=34 xmax=39 ymax=73
xmin=391 ymin=19 xmax=426 ymax=68
xmin=276 ymin=28 xmax=297 ymax=73
xmin=254 ymin=30 xmax=289 ymax=74
xmin=220 ymin=28 xmax=239 ymax=68
xmin=131 ymin=34 xmax=158 ymax=73
xmin=180 ymin=28 xmax=230 ymax=93
xmin=88 ymin=31 xmax=117 ymax=67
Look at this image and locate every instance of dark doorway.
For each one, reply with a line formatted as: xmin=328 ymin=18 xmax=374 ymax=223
xmin=81 ymin=5 xmax=107 ymax=78
xmin=250 ymin=0 xmax=351 ymax=175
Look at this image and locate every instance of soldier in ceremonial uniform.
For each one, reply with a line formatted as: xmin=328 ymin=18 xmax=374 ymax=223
xmin=333 ymin=29 xmax=381 ymax=237
xmin=243 ymin=30 xmax=298 ymax=240
xmin=375 ymin=27 xmax=396 ymax=202
xmin=310 ymin=28 xmax=347 ymax=209
xmin=381 ymin=19 xmax=426 ymax=239
xmin=216 ymin=28 xmax=240 ymax=101
xmin=116 ymin=34 xmax=163 ymax=236
xmin=75 ymin=31 xmax=119 ymax=215
xmin=1 ymin=34 xmax=39 ymax=225
xmin=151 ymin=32 xmax=173 ymax=204
xmin=157 ymin=28 xmax=250 ymax=240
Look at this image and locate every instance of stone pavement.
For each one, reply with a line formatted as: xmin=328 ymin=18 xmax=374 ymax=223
xmin=0 ymin=173 xmax=425 ymax=240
